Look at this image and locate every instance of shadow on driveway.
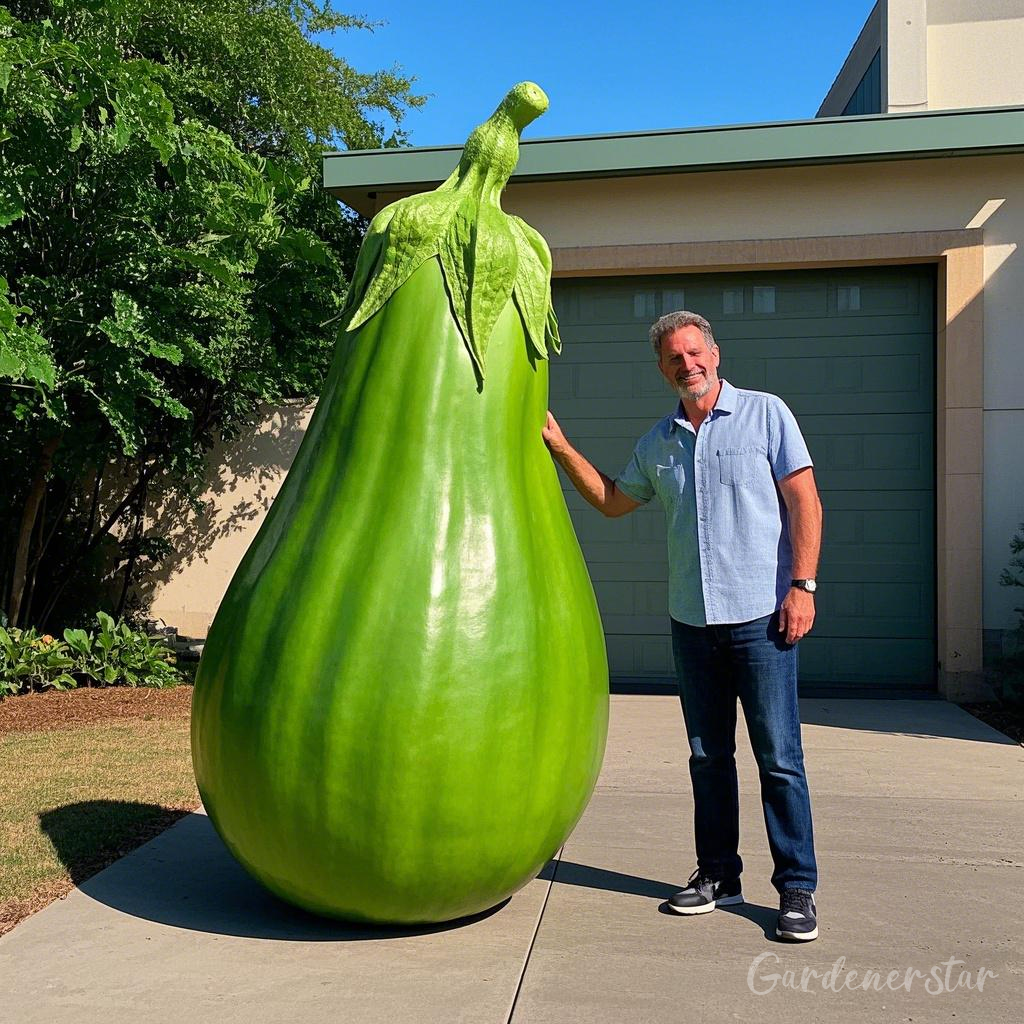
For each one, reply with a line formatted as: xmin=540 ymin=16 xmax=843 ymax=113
xmin=797 ymin=698 xmax=1017 ymax=744
xmin=41 ymin=803 xmax=684 ymax=942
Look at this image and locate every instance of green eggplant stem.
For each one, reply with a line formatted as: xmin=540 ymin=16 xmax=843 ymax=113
xmin=342 ymin=81 xmax=561 ymax=380
xmin=441 ymin=81 xmax=549 ymax=205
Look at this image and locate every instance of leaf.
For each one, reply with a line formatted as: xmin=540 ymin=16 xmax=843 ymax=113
xmin=277 ymin=228 xmax=333 ymax=268
xmin=508 ymin=216 xmax=553 ymax=359
xmin=148 ymin=339 xmax=183 ymax=365
xmin=96 ymin=610 xmax=115 ymax=634
xmin=338 ymin=208 xmax=394 ymax=325
xmin=63 ymin=628 xmax=92 ymax=655
xmin=437 ymin=196 xmax=474 ymax=362
xmin=545 ymin=305 xmax=562 ymax=356
xmin=468 ymin=205 xmax=517 ymax=373
xmin=438 ymin=200 xmax=518 ymax=376
xmin=151 ymin=132 xmax=174 ymax=165
xmin=111 ymin=111 xmax=130 ymax=153
xmin=0 ymin=302 xmax=57 ymax=387
xmin=69 ymin=124 xmax=82 ymax=152
xmin=169 ymin=249 xmax=243 ymax=287
xmin=0 ymin=194 xmax=25 ymax=228
xmin=346 ymin=191 xmax=460 ymax=333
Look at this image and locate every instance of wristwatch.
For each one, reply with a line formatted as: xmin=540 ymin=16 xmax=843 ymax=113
xmin=791 ymin=578 xmax=817 ymax=594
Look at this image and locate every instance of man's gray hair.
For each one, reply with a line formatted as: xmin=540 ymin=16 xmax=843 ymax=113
xmin=649 ymin=310 xmax=717 ymax=356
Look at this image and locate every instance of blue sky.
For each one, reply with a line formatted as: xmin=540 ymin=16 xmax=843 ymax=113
xmin=323 ymin=0 xmax=877 ymax=148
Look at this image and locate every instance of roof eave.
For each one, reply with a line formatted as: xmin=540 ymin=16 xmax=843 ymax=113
xmin=324 ymin=106 xmax=1024 ymax=217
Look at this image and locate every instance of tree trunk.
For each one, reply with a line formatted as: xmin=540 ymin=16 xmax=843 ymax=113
xmin=115 ymin=476 xmax=149 ymax=620
xmin=8 ymin=434 xmax=62 ymax=627
xmin=21 ymin=484 xmax=47 ymax=627
xmin=37 ymin=458 xmax=158 ymax=625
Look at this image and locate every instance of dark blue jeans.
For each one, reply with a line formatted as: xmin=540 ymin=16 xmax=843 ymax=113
xmin=670 ymin=612 xmax=817 ymax=893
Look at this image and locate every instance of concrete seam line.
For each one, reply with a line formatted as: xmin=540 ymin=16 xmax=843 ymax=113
xmin=504 ymin=846 xmax=562 ymax=1024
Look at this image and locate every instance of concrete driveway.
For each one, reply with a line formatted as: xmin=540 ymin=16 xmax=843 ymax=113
xmin=1 ymin=696 xmax=1021 ymax=1023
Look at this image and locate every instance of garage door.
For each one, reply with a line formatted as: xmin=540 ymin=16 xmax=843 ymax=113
xmin=550 ymin=265 xmax=936 ymax=691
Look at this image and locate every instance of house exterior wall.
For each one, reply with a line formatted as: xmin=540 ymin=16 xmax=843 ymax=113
xmin=147 ymin=401 xmax=315 ymax=639
xmin=149 ymin=153 xmax=1023 ymax=699
xmin=885 ymin=0 xmax=929 ymax=113
xmin=820 ymin=1 xmax=1024 ymax=116
xmin=927 ymin=2 xmax=1024 ymax=111
xmin=490 ymin=155 xmax=1022 ymax=650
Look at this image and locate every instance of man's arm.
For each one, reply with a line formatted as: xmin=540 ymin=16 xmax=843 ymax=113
xmin=542 ymin=412 xmax=642 ymax=518
xmin=777 ymin=466 xmax=823 ymax=644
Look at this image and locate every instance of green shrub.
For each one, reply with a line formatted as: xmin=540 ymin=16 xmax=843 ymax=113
xmin=0 ymin=627 xmax=77 ymax=696
xmin=0 ymin=612 xmax=181 ymax=697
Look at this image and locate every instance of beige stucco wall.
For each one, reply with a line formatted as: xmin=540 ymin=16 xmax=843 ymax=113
xmin=147 ymin=401 xmax=314 ymax=638
xmin=886 ymin=0 xmax=929 ymax=113
xmin=149 ymin=154 xmax=1023 ymax=697
xmin=927 ymin=1 xmax=1024 ymax=110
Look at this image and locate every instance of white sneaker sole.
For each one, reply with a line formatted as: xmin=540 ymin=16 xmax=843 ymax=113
xmin=776 ymin=925 xmax=818 ymax=941
xmin=668 ymin=893 xmax=744 ymax=916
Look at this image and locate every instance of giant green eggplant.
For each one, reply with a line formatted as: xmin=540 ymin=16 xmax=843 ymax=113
xmin=191 ymin=82 xmax=608 ymax=925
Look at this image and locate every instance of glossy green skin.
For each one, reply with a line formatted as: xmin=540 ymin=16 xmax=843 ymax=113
xmin=191 ymin=258 xmax=609 ymax=924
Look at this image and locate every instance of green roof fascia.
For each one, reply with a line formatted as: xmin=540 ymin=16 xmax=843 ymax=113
xmin=323 ymin=106 xmax=1024 ymax=213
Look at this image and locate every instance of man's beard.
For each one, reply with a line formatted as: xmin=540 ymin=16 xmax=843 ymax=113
xmin=675 ymin=372 xmax=716 ymax=401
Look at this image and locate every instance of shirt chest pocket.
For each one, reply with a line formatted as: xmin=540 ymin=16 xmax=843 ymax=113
xmin=655 ymin=461 xmax=688 ymax=496
xmin=717 ymin=446 xmax=766 ymax=486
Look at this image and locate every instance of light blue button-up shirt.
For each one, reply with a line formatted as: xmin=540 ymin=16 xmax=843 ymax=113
xmin=615 ymin=379 xmax=813 ymax=627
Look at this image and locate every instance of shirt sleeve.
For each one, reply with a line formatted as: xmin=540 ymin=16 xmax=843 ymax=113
xmin=614 ymin=442 xmax=654 ymax=504
xmin=768 ymin=397 xmax=813 ymax=481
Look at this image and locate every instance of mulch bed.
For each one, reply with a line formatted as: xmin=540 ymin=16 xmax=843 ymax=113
xmin=959 ymin=702 xmax=1024 ymax=745
xmin=0 ymin=685 xmax=193 ymax=734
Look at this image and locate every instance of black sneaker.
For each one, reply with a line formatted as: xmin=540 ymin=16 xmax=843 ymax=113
xmin=776 ymin=889 xmax=818 ymax=941
xmin=667 ymin=870 xmax=743 ymax=916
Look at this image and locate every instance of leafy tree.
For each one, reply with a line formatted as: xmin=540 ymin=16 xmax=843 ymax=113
xmin=0 ymin=0 xmax=422 ymax=628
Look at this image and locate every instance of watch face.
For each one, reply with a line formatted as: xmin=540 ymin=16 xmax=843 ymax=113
xmin=804 ymin=579 xmax=817 ymax=593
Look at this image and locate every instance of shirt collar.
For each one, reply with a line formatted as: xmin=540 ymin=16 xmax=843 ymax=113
xmin=670 ymin=378 xmax=737 ymax=432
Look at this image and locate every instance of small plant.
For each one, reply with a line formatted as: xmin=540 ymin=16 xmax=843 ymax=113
xmin=0 ymin=613 xmax=181 ymax=698
xmin=994 ymin=521 xmax=1024 ymax=708
xmin=0 ymin=628 xmax=78 ymax=696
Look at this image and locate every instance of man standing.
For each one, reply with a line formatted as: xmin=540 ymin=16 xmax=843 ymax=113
xmin=542 ymin=310 xmax=822 ymax=942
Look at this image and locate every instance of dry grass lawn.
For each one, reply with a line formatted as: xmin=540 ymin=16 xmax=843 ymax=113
xmin=0 ymin=687 xmax=199 ymax=936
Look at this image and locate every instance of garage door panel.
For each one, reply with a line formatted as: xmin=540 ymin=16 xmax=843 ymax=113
xmin=554 ymin=272 xmax=928 ymax=327
xmin=586 ymin=561 xmax=675 ymax=583
xmin=593 ymin=580 xmax=670 ymax=614
xmin=550 ymin=396 xmax=690 ymax=421
xmin=602 ymin=614 xmax=678 ymax=635
xmin=605 ymin=634 xmax=676 ymax=677
xmin=817 ymin=581 xmax=931 ymax=631
xmin=826 ymin=504 xmax=931 ymax=548
xmin=551 ymin=266 xmax=935 ymax=691
xmin=827 ymin=506 xmax=924 ymax=544
xmin=799 ymin=637 xmax=934 ymax=686
xmin=766 ymin=352 xmax=924 ymax=395
xmin=581 ymin=542 xmax=667 ymax=564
